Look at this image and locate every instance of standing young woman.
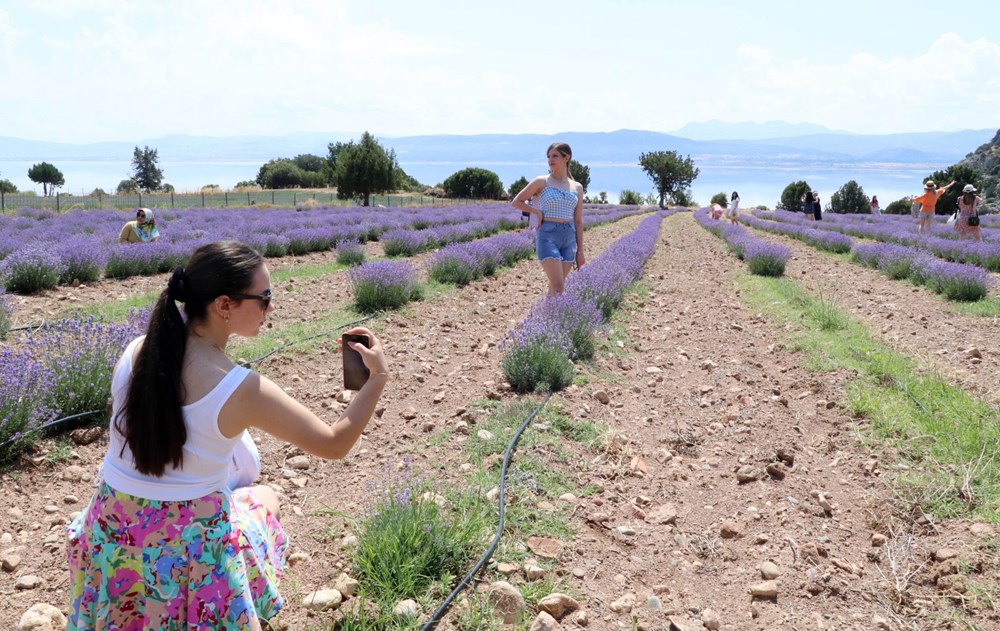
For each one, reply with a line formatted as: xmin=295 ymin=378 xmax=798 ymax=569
xmin=511 ymin=142 xmax=586 ymax=296
xmin=66 ymin=241 xmax=390 ymax=629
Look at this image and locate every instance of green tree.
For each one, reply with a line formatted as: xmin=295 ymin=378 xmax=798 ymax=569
xmin=292 ymin=154 xmax=325 ymax=173
xmin=325 ymin=141 xmax=349 ymax=187
xmin=619 ymin=190 xmax=643 ymax=205
xmin=234 ymin=180 xmax=259 ymax=190
xmin=27 ymin=162 xmax=65 ymax=196
xmin=116 ymin=179 xmax=139 ymax=194
xmin=779 ymin=180 xmax=812 ymax=212
xmin=508 ymin=176 xmax=529 ymax=199
xmin=393 ymin=167 xmax=424 ymax=192
xmin=161 ymin=183 xmax=175 ymax=193
xmin=829 ymin=180 xmax=870 ymax=214
xmin=257 ymin=159 xmax=305 ymax=189
xmin=0 ymin=179 xmax=17 ymax=194
xmin=638 ymin=151 xmax=699 ymax=208
xmin=568 ymin=159 xmax=590 ymax=194
xmin=710 ymin=192 xmax=728 ymax=207
xmin=884 ymin=196 xmax=913 ymax=215
xmin=442 ymin=168 xmax=505 ymax=200
xmin=334 ymin=132 xmax=398 ymax=206
xmin=130 ymin=146 xmax=164 ymax=192
xmin=924 ymin=164 xmax=981 ymax=215
xmin=89 ymin=188 xmax=107 ymax=197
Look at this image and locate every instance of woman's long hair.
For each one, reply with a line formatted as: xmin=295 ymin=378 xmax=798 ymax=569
xmin=117 ymin=241 xmax=263 ymax=476
xmin=962 ymin=191 xmax=976 ymax=205
xmin=731 ymin=191 xmax=739 ymax=201
xmin=548 ymin=142 xmax=575 ymax=181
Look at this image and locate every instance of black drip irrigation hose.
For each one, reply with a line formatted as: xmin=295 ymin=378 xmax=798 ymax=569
xmin=419 ymin=390 xmax=553 ymax=631
xmin=0 ymin=314 xmax=379 ymax=452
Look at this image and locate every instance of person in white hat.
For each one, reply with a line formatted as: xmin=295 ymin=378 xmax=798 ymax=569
xmin=955 ymin=184 xmax=984 ymax=241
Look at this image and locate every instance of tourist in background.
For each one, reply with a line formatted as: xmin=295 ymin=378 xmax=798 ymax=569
xmin=725 ymin=191 xmax=740 ymax=224
xmin=802 ymin=191 xmax=816 ymax=220
xmin=118 ymin=207 xmax=159 ymax=243
xmin=870 ymin=195 xmax=881 ymax=215
xmin=955 ymin=184 xmax=983 ymax=242
xmin=912 ymin=179 xmax=956 ymax=234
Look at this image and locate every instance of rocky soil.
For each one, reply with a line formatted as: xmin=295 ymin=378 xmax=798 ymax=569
xmin=1 ymin=213 xmax=997 ymax=630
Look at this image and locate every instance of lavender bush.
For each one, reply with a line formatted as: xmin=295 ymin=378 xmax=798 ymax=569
xmin=59 ymin=236 xmax=107 ymax=284
xmin=335 ymin=239 xmax=366 ymax=266
xmin=0 ymin=348 xmax=56 ymax=460
xmin=0 ymin=287 xmax=11 ymax=339
xmin=0 ymin=243 xmax=63 ymax=293
xmin=349 ymin=260 xmax=423 ymax=313
xmin=29 ymin=313 xmax=146 ymax=417
xmin=744 ymin=241 xmax=791 ymax=277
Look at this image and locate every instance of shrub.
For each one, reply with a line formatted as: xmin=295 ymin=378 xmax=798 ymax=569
xmin=779 ymin=180 xmax=811 ymax=212
xmin=441 ymin=168 xmax=505 ymax=200
xmin=710 ymin=192 xmax=728 ymax=207
xmin=335 ymin=239 xmax=365 ymax=266
xmin=0 ymin=244 xmax=62 ymax=293
xmin=353 ymin=465 xmax=482 ymax=605
xmin=428 ymin=251 xmax=479 ymax=286
xmin=32 ymin=314 xmax=145 ymax=417
xmin=501 ymin=342 xmax=575 ymax=393
xmin=743 ymin=241 xmax=790 ymax=277
xmin=829 ymin=180 xmax=870 ymax=214
xmin=381 ymin=229 xmax=433 ymax=257
xmin=0 ymin=287 xmax=11 ymax=339
xmin=349 ymin=261 xmax=423 ymax=313
xmin=619 ymin=190 xmax=644 ymax=205
xmin=59 ymin=237 xmax=105 ymax=284
xmin=884 ymin=196 xmax=914 ymax=215
xmin=0 ymin=349 xmax=55 ymax=461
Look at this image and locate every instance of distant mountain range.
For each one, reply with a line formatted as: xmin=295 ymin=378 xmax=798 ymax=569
xmin=0 ymin=125 xmax=996 ymax=167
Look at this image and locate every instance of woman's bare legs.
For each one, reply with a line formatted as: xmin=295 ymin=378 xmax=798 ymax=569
xmin=542 ymin=259 xmax=567 ymax=296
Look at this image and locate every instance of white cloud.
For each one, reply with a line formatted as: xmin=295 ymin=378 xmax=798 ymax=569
xmin=707 ymin=33 xmax=1000 ymax=133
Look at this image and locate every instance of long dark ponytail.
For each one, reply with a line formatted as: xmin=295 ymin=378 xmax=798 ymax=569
xmin=117 ymin=241 xmax=263 ymax=476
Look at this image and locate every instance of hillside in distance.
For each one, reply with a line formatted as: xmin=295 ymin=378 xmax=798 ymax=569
xmin=0 ymin=128 xmax=995 ymax=166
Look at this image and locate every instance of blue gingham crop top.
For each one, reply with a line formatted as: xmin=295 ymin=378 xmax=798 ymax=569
xmin=538 ymin=184 xmax=578 ymax=221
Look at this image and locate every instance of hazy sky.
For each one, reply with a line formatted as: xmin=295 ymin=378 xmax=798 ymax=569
xmin=2 ymin=0 xmax=999 ymax=143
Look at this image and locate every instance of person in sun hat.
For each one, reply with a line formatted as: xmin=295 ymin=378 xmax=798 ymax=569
xmin=955 ymin=183 xmax=984 ymax=241
xmin=912 ymin=179 xmax=955 ymax=235
xmin=118 ymin=207 xmax=160 ymax=243
xmin=66 ymin=241 xmax=391 ymax=629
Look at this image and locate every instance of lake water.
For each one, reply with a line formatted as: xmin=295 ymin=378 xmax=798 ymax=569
xmin=0 ymin=158 xmax=943 ymax=208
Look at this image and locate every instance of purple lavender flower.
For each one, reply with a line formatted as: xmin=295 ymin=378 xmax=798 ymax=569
xmin=349 ymin=260 xmax=422 ymax=312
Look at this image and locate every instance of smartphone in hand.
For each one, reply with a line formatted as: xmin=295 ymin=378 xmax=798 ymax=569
xmin=342 ymin=333 xmax=370 ymax=390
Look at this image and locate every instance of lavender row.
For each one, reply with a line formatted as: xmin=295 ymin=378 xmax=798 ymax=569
xmin=852 ymin=243 xmax=992 ymax=301
xmin=751 ymin=209 xmax=1000 ymax=272
xmin=739 ymin=213 xmax=854 ymax=254
xmin=1 ymin=312 xmax=147 ymax=462
xmin=500 ymin=212 xmax=670 ymax=393
xmin=740 ymin=210 xmax=993 ymax=301
xmin=0 ymin=204 xmax=647 ymax=293
xmin=694 ymin=209 xmax=791 ymax=277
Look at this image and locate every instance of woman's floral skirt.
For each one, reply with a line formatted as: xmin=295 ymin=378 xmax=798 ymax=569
xmin=66 ymin=483 xmax=288 ymax=630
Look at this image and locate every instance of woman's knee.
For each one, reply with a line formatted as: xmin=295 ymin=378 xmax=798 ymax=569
xmin=253 ymin=485 xmax=282 ymax=520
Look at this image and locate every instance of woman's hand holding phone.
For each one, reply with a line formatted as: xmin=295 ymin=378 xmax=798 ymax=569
xmin=341 ymin=327 xmax=388 ymax=390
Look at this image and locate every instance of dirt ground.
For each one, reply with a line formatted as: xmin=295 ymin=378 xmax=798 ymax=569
xmin=1 ymin=213 xmax=997 ymax=630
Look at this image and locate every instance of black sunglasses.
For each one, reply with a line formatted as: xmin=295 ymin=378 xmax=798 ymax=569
xmin=227 ymin=289 xmax=272 ymax=310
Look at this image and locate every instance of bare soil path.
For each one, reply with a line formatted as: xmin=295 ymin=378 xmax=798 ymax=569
xmin=1 ymin=213 xmax=996 ymax=630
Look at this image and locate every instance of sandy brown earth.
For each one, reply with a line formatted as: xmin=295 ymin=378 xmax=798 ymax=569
xmin=1 ymin=212 xmax=998 ymax=630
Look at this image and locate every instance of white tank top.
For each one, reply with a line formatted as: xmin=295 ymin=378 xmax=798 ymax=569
xmin=101 ymin=336 xmax=251 ymax=501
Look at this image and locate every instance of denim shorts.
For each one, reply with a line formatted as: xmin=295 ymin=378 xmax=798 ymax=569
xmin=536 ymin=221 xmax=577 ymax=262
